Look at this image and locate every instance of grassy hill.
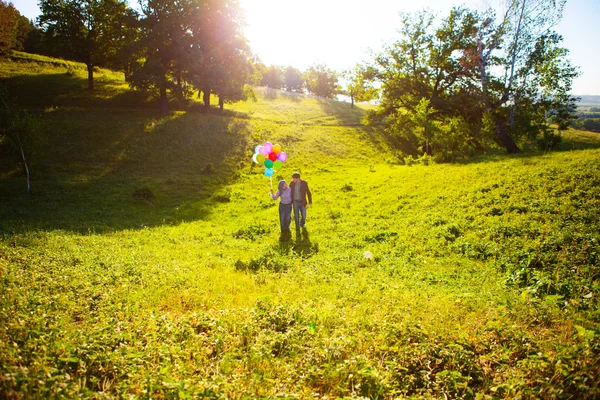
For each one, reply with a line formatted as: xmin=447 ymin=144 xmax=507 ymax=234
xmin=1 ymin=53 xmax=600 ymax=399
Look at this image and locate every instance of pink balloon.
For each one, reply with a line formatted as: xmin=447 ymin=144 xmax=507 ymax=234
xmin=277 ymin=152 xmax=287 ymax=162
xmin=258 ymin=146 xmax=268 ymax=156
xmin=263 ymin=142 xmax=273 ymax=153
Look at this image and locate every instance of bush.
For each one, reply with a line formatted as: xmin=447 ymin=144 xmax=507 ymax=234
xmin=536 ymin=129 xmax=562 ymax=151
xmin=132 ymin=186 xmax=154 ymax=200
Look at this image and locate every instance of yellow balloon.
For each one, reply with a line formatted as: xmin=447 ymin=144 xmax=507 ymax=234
xmin=272 ymin=144 xmax=282 ymax=154
xmin=257 ymin=154 xmax=265 ymax=164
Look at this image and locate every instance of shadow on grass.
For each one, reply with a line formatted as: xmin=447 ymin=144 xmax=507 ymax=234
xmin=277 ymin=228 xmax=318 ymax=258
xmin=0 ymin=72 xmax=252 ymax=116
xmin=312 ymin=98 xmax=409 ymax=156
xmin=260 ymin=87 xmax=303 ymax=103
xmin=454 ymin=132 xmax=600 ymax=166
xmin=0 ymin=107 xmax=252 ymax=234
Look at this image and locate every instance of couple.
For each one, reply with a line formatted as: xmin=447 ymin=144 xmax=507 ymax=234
xmin=269 ymin=172 xmax=312 ymax=232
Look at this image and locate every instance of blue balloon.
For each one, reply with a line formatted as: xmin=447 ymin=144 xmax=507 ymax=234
xmin=254 ymin=145 xmax=262 ymax=154
xmin=264 ymin=168 xmax=274 ymax=177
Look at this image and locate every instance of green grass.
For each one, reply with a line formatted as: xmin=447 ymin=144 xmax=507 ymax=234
xmin=1 ymin=53 xmax=600 ymax=399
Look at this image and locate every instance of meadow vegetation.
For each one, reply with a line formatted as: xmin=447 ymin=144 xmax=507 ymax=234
xmin=1 ymin=54 xmax=600 ymax=399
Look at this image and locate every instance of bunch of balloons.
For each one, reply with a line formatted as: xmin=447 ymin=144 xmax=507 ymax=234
xmin=252 ymin=141 xmax=288 ymax=177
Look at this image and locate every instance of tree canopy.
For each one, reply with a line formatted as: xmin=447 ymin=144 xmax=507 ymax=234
xmin=0 ymin=0 xmax=35 ymax=56
xmin=39 ymin=0 xmax=135 ymax=91
xmin=303 ymin=64 xmax=340 ymax=99
xmin=369 ymin=2 xmax=578 ymax=158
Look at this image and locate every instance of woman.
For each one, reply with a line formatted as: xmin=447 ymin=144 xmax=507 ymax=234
xmin=270 ymin=180 xmax=292 ymax=232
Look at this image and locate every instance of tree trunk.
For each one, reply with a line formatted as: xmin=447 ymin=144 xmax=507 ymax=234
xmin=493 ymin=115 xmax=521 ymax=153
xmin=159 ymin=75 xmax=168 ymax=115
xmin=203 ymin=87 xmax=211 ymax=112
xmin=19 ymin=144 xmax=30 ymax=194
xmin=176 ymin=69 xmax=182 ymax=99
xmin=87 ymin=62 xmax=94 ymax=91
xmin=219 ymin=96 xmax=224 ymax=112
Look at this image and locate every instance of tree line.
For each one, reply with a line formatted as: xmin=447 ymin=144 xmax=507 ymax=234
xmin=0 ymin=0 xmax=368 ymax=113
xmin=1 ymin=0 xmax=581 ymax=160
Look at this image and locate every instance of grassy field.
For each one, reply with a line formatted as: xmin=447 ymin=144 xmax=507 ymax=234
xmin=1 ymin=53 xmax=600 ymax=399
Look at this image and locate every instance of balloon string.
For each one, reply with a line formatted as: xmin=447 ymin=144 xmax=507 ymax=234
xmin=270 ymin=176 xmax=272 ymax=189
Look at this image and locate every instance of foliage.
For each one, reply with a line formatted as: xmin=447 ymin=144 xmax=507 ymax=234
xmin=0 ymin=92 xmax=41 ymax=193
xmin=341 ymin=65 xmax=378 ymax=107
xmin=303 ymin=63 xmax=340 ymax=99
xmin=132 ymin=0 xmax=249 ymax=114
xmin=0 ymin=0 xmax=33 ymax=55
xmin=283 ymin=65 xmax=303 ymax=92
xmin=371 ymin=3 xmax=579 ymax=157
xmin=38 ymin=0 xmax=135 ymax=91
xmin=260 ymin=64 xmax=283 ymax=89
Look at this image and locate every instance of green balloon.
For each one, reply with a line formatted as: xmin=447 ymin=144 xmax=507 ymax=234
xmin=257 ymin=154 xmax=265 ymax=165
xmin=273 ymin=160 xmax=283 ymax=170
xmin=264 ymin=159 xmax=274 ymax=168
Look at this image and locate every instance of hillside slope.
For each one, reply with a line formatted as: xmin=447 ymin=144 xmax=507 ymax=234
xmin=1 ymin=53 xmax=600 ymax=399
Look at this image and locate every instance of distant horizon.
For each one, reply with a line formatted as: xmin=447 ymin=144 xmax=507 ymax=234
xmin=8 ymin=0 xmax=600 ymax=96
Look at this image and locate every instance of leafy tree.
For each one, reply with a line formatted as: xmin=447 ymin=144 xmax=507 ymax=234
xmin=246 ymin=55 xmax=264 ymax=86
xmin=0 ymin=93 xmax=41 ymax=194
xmin=341 ymin=65 xmax=378 ymax=107
xmin=463 ymin=0 xmax=576 ymax=153
xmin=261 ymin=65 xmax=283 ymax=89
xmin=212 ymin=38 xmax=254 ymax=111
xmin=371 ymin=9 xmax=485 ymax=156
xmin=187 ymin=0 xmax=248 ymax=112
xmin=371 ymin=4 xmax=578 ymax=157
xmin=133 ymin=0 xmax=194 ymax=114
xmin=0 ymin=0 xmax=19 ymax=55
xmin=283 ymin=66 xmax=303 ymax=92
xmin=303 ymin=64 xmax=339 ymax=99
xmin=39 ymin=0 xmax=134 ymax=91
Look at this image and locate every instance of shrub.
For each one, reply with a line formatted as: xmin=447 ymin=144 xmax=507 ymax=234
xmin=536 ymin=129 xmax=562 ymax=151
xmin=341 ymin=183 xmax=353 ymax=192
xmin=132 ymin=186 xmax=154 ymax=200
xmin=233 ymin=225 xmax=269 ymax=240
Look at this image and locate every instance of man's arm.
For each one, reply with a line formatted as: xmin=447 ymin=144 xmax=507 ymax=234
xmin=305 ymin=182 xmax=312 ymax=205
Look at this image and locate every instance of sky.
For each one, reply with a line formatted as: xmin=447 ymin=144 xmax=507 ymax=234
xmin=9 ymin=0 xmax=600 ymax=95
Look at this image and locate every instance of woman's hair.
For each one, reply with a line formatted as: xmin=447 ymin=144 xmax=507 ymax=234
xmin=278 ymin=180 xmax=287 ymax=191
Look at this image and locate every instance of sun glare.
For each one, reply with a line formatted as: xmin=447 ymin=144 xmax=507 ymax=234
xmin=240 ymin=0 xmax=404 ymax=70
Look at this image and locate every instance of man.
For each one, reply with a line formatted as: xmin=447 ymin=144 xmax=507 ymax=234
xmin=289 ymin=172 xmax=312 ymax=230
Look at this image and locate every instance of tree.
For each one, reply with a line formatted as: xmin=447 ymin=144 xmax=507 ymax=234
xmin=212 ymin=38 xmax=254 ymax=111
xmin=39 ymin=0 xmax=134 ymax=91
xmin=303 ymin=64 xmax=340 ymax=99
xmin=0 ymin=93 xmax=40 ymax=194
xmin=341 ymin=65 xmax=378 ymax=107
xmin=283 ymin=66 xmax=303 ymax=92
xmin=371 ymin=5 xmax=578 ymax=157
xmin=189 ymin=0 xmax=248 ymax=112
xmin=371 ymin=9 xmax=486 ymax=157
xmin=133 ymin=0 xmax=193 ymax=114
xmin=0 ymin=0 xmax=19 ymax=55
xmin=463 ymin=0 xmax=575 ymax=153
xmin=261 ymin=65 xmax=283 ymax=89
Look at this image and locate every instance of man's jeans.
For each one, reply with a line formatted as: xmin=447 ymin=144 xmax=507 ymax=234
xmin=279 ymin=203 xmax=292 ymax=231
xmin=293 ymin=201 xmax=306 ymax=229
